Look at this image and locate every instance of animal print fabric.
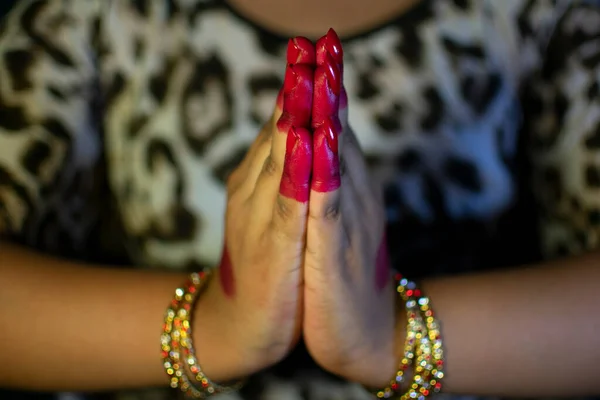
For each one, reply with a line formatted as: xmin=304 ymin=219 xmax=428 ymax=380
xmin=1 ymin=0 xmax=599 ymax=399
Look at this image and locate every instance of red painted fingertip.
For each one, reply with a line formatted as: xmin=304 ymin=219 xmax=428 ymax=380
xmin=312 ymin=64 xmax=341 ymax=130
xmin=316 ymin=28 xmax=343 ymax=67
xmin=277 ymin=63 xmax=314 ymax=132
xmin=283 ymin=63 xmax=298 ymax=93
xmin=323 ymin=52 xmax=341 ymax=96
xmin=287 ymin=36 xmax=316 ymax=65
xmin=280 ymin=126 xmax=313 ymax=202
xmin=325 ymin=28 xmax=343 ymax=64
xmin=312 ymin=118 xmax=340 ymax=192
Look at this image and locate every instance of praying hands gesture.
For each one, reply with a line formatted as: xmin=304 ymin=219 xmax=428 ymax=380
xmin=214 ymin=29 xmax=398 ymax=387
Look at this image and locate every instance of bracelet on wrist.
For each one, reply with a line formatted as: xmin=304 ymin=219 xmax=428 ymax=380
xmin=161 ymin=271 xmax=245 ymax=398
xmin=371 ymin=274 xmax=445 ymax=399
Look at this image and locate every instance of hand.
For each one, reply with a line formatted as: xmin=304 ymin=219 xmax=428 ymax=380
xmin=303 ymin=29 xmax=401 ymax=387
xmin=192 ymin=37 xmax=316 ymax=379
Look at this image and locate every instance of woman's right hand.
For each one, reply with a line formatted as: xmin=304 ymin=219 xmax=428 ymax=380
xmin=190 ymin=37 xmax=316 ymax=380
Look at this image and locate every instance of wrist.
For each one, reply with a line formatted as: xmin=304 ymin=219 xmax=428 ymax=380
xmin=190 ymin=276 xmax=255 ymax=382
xmin=317 ymin=289 xmax=405 ymax=388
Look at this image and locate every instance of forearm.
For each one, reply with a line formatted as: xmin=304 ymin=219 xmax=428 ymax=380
xmin=0 ymin=242 xmax=239 ymax=392
xmin=410 ymin=252 xmax=600 ymax=397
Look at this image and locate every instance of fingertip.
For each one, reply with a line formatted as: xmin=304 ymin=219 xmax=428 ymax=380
xmin=312 ymin=65 xmax=341 ymax=128
xmin=316 ymin=28 xmax=343 ymax=67
xmin=279 ymin=126 xmax=313 ymax=203
xmin=288 ymin=36 xmax=316 ymax=65
xmin=312 ymin=119 xmax=340 ymax=193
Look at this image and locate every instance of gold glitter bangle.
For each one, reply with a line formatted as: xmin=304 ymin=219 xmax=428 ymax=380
xmin=371 ymin=274 xmax=445 ymax=399
xmin=397 ymin=275 xmax=445 ymax=399
xmin=161 ymin=273 xmax=207 ymax=398
xmin=176 ymin=273 xmax=246 ymax=395
xmin=372 ymin=287 xmax=427 ymax=398
xmin=161 ymin=272 xmax=244 ymax=398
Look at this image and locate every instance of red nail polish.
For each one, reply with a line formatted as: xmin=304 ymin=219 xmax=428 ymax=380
xmin=287 ymin=37 xmax=316 ymax=65
xmin=311 ymin=65 xmax=340 ymax=129
xmin=312 ymin=122 xmax=341 ymax=193
xmin=323 ymin=52 xmax=341 ymax=96
xmin=280 ymin=126 xmax=312 ymax=202
xmin=323 ymin=117 xmax=339 ymax=155
xmin=316 ymin=28 xmax=343 ymax=68
xmin=325 ymin=28 xmax=343 ymax=64
xmin=278 ymin=63 xmax=314 ymax=132
xmin=284 ymin=63 xmax=297 ymax=93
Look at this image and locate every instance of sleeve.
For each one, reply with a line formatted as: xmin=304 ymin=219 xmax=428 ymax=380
xmin=524 ymin=0 xmax=600 ymax=259
xmin=0 ymin=0 xmax=104 ymax=247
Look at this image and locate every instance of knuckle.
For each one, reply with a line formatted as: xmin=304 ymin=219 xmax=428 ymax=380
xmin=308 ymin=199 xmax=341 ymax=223
xmin=270 ymin=199 xmax=302 ymax=242
xmin=262 ymin=155 xmax=279 ymax=178
xmin=324 ymin=203 xmax=341 ymax=221
xmin=275 ymin=196 xmax=295 ymax=222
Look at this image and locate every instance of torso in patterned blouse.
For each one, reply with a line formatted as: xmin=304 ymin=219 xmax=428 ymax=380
xmin=1 ymin=0 xmax=600 ymax=399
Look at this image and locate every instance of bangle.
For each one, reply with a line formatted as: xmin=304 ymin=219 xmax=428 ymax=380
xmin=176 ymin=273 xmax=246 ymax=395
xmin=372 ymin=274 xmax=445 ymax=399
xmin=372 ymin=287 xmax=427 ymax=398
xmin=161 ymin=272 xmax=245 ymax=398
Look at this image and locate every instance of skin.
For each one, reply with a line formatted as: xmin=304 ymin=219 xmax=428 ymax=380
xmin=219 ymin=38 xmax=315 ymax=297
xmin=2 ymin=8 xmax=600 ymax=398
xmin=303 ymin=29 xmax=397 ymax=389
xmin=312 ymin=30 xmax=343 ymax=193
xmin=277 ymin=37 xmax=315 ymax=202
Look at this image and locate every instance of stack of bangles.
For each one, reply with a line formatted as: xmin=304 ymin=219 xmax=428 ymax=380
xmin=160 ymin=271 xmax=245 ymax=398
xmin=369 ymin=273 xmax=445 ymax=399
xmin=161 ymin=272 xmax=444 ymax=399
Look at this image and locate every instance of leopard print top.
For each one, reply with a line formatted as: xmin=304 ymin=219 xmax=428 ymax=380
xmin=1 ymin=1 xmax=599 ymax=400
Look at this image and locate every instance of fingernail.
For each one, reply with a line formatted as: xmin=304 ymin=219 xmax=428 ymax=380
xmin=280 ymin=64 xmax=314 ymax=130
xmin=325 ymin=28 xmax=343 ymax=64
xmin=287 ymin=37 xmax=316 ymax=64
xmin=323 ymin=52 xmax=341 ymax=96
xmin=280 ymin=126 xmax=312 ymax=202
xmin=284 ymin=63 xmax=298 ymax=93
xmin=316 ymin=28 xmax=343 ymax=68
xmin=312 ymin=123 xmax=341 ymax=193
xmin=323 ymin=117 xmax=339 ymax=155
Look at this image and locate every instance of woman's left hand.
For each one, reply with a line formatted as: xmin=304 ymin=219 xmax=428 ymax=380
xmin=302 ymin=29 xmax=401 ymax=388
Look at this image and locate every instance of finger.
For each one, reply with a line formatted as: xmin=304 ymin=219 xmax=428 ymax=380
xmin=253 ymin=37 xmax=314 ymax=198
xmin=307 ymin=29 xmax=346 ymax=261
xmin=270 ymin=126 xmax=313 ymax=240
xmin=315 ymin=28 xmax=348 ymax=147
xmin=311 ymin=28 xmax=343 ymax=195
xmin=228 ymin=124 xmax=272 ymax=195
xmin=251 ymin=37 xmax=316 ymax=241
xmin=244 ymin=37 xmax=316 ymax=196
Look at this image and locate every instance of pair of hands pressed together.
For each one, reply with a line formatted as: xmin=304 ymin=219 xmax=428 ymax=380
xmin=195 ymin=29 xmax=401 ymax=388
